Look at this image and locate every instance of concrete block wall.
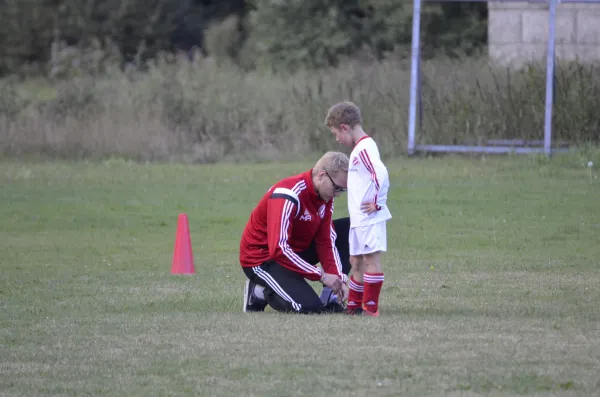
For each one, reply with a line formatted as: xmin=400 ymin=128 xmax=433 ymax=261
xmin=488 ymin=1 xmax=600 ymax=67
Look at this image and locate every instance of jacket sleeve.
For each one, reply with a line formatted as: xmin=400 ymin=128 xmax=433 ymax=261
xmin=314 ymin=200 xmax=348 ymax=283
xmin=358 ymin=148 xmax=389 ymax=211
xmin=266 ymin=187 xmax=323 ymax=281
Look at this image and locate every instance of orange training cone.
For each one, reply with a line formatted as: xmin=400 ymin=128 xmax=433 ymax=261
xmin=171 ymin=213 xmax=196 ymax=274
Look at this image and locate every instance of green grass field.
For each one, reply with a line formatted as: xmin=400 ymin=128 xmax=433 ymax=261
xmin=1 ymin=154 xmax=599 ymax=397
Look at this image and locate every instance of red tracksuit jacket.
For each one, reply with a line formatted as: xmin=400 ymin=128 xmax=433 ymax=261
xmin=239 ymin=170 xmax=345 ymax=282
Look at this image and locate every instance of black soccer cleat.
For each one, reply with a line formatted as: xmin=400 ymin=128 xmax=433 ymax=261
xmin=321 ymin=300 xmax=347 ymax=314
xmin=243 ymin=280 xmax=268 ymax=312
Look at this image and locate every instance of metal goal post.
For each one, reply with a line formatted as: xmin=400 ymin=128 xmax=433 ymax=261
xmin=407 ymin=0 xmax=600 ymax=156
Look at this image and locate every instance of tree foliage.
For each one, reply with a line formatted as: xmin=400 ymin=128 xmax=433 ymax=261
xmin=0 ymin=0 xmax=487 ymax=77
xmin=243 ymin=0 xmax=487 ymax=71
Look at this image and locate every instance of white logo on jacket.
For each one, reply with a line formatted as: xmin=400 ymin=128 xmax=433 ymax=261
xmin=300 ymin=209 xmax=312 ymax=222
xmin=318 ymin=205 xmax=326 ymax=219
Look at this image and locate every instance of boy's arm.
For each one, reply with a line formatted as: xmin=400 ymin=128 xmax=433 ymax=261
xmin=314 ymin=201 xmax=348 ymax=283
xmin=266 ymin=188 xmax=323 ymax=281
xmin=358 ymin=148 xmax=389 ymax=211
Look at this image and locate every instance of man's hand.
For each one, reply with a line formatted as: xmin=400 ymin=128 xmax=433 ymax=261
xmin=320 ymin=273 xmax=343 ymax=295
xmin=361 ymin=201 xmax=379 ymax=214
xmin=339 ymin=283 xmax=349 ymax=302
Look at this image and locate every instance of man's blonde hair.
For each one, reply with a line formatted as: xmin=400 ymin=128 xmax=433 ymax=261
xmin=324 ymin=101 xmax=363 ymax=129
xmin=313 ymin=151 xmax=349 ymax=177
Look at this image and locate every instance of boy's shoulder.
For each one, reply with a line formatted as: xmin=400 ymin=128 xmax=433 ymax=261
xmin=360 ymin=135 xmax=378 ymax=145
xmin=352 ymin=135 xmax=380 ymax=153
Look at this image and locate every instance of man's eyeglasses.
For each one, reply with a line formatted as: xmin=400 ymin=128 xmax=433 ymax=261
xmin=325 ymin=171 xmax=347 ymax=193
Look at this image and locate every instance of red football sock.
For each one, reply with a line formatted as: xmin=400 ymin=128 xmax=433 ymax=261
xmin=347 ymin=275 xmax=364 ymax=310
xmin=363 ymin=272 xmax=384 ymax=313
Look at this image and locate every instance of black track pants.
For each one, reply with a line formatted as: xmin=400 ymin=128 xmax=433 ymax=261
xmin=242 ymin=217 xmax=351 ymax=314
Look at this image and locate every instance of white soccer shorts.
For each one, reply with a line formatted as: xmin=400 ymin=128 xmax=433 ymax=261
xmin=349 ymin=221 xmax=387 ymax=256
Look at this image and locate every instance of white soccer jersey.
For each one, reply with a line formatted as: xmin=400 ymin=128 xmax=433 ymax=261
xmin=347 ymin=136 xmax=392 ymax=227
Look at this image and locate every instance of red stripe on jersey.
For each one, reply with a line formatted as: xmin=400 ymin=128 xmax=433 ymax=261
xmin=359 ymin=149 xmax=380 ymax=190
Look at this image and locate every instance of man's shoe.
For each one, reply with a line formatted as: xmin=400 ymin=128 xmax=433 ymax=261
xmin=243 ymin=280 xmax=267 ymax=312
xmin=319 ymin=287 xmax=337 ymax=306
xmin=321 ymin=301 xmax=346 ymax=314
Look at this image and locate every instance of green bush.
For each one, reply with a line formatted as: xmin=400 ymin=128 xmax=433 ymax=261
xmin=0 ymin=78 xmax=31 ymax=120
xmin=1 ymin=54 xmax=599 ymax=162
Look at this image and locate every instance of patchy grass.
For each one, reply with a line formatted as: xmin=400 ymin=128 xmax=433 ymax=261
xmin=1 ymin=154 xmax=599 ymax=396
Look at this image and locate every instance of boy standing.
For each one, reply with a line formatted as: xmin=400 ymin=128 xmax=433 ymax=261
xmin=325 ymin=101 xmax=392 ymax=316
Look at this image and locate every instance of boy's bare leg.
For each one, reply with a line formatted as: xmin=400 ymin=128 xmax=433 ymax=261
xmin=363 ymin=251 xmax=382 ymax=273
xmin=362 ymin=251 xmax=384 ymax=314
xmin=350 ymin=255 xmax=365 ymax=282
xmin=346 ymin=255 xmax=365 ymax=312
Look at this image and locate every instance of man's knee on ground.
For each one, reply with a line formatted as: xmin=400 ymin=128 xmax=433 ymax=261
xmin=300 ymin=298 xmax=323 ymax=314
xmin=264 ymin=288 xmax=322 ymax=314
xmin=264 ymin=288 xmax=293 ymax=312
